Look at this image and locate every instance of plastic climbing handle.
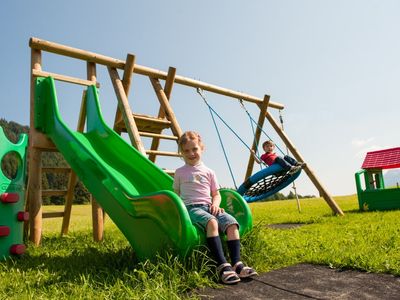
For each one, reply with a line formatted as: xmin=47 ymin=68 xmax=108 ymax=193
xmin=0 ymin=193 xmax=19 ymax=203
xmin=0 ymin=226 xmax=10 ymax=237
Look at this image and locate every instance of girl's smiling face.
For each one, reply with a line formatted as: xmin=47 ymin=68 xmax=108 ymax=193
xmin=181 ymin=139 xmax=203 ymax=166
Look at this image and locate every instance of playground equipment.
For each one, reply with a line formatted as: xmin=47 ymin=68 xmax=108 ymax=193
xmin=34 ymin=76 xmax=252 ymax=259
xmin=27 ymin=37 xmax=343 ymax=256
xmin=0 ymin=127 xmax=28 ymax=259
xmin=355 ymin=147 xmax=400 ymax=211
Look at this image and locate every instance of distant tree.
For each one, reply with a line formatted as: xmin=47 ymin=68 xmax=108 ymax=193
xmin=287 ymin=191 xmax=296 ymax=199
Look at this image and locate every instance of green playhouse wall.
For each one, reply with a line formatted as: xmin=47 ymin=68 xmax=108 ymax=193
xmin=0 ymin=127 xmax=28 ymax=259
xmin=355 ymin=169 xmax=400 ymax=211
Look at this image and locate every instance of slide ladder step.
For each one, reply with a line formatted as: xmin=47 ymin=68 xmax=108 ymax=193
xmin=145 ymin=150 xmax=181 ymax=157
xmin=117 ymin=113 xmax=172 ymax=134
xmin=139 ymin=131 xmax=178 ymax=141
xmin=42 ymin=167 xmax=71 ymax=173
xmin=163 ymin=169 xmax=176 ymax=176
xmin=43 ymin=211 xmax=64 ymax=218
xmin=42 ymin=190 xmax=68 ymax=197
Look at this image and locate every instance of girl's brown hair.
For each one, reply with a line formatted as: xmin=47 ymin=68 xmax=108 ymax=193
xmin=178 ymin=131 xmax=204 ymax=153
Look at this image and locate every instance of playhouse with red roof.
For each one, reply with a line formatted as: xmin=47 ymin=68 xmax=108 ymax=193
xmin=355 ymin=147 xmax=400 ymax=211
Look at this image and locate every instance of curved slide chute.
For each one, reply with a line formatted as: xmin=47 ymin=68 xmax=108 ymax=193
xmin=34 ymin=77 xmax=252 ymax=260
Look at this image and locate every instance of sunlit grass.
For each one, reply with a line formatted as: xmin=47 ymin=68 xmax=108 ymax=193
xmin=244 ymin=196 xmax=400 ymax=275
xmin=1 ymin=195 xmax=399 ymax=299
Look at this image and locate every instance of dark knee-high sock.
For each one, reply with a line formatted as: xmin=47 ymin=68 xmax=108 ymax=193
xmin=207 ymin=236 xmax=227 ymax=266
xmin=227 ymin=239 xmax=241 ymax=266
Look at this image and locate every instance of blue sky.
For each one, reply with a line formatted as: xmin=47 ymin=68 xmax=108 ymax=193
xmin=1 ymin=1 xmax=399 ymax=197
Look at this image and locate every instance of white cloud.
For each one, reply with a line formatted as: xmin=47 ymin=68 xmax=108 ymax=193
xmin=351 ymin=137 xmax=375 ymax=148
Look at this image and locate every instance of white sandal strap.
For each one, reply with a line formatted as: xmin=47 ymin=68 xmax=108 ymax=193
xmin=232 ymin=261 xmax=243 ymax=271
xmin=217 ymin=262 xmax=232 ymax=273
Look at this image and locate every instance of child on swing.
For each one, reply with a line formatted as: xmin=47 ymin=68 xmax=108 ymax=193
xmin=173 ymin=131 xmax=257 ymax=284
xmin=253 ymin=140 xmax=305 ymax=174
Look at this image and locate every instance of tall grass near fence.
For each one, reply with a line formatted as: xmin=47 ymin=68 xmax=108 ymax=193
xmin=1 ymin=195 xmax=399 ymax=299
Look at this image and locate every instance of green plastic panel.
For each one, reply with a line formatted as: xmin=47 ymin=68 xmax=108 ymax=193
xmin=34 ymin=77 xmax=252 ymax=260
xmin=0 ymin=127 xmax=28 ymax=259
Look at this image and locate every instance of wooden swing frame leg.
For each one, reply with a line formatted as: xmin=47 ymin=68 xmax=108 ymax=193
xmin=264 ymin=111 xmax=344 ymax=216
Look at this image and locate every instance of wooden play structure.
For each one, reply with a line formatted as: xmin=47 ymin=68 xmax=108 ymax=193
xmin=27 ymin=37 xmax=343 ymax=245
xmin=355 ymin=147 xmax=400 ymax=211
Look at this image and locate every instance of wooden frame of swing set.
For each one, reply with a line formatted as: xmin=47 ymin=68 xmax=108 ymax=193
xmin=27 ymin=37 xmax=343 ymax=245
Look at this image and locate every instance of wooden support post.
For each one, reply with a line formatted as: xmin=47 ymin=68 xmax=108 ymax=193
xmin=264 ymin=111 xmax=344 ymax=216
xmin=92 ymin=195 xmax=104 ymax=242
xmin=28 ymin=49 xmax=43 ymax=245
xmin=245 ymin=95 xmax=270 ymax=180
xmin=149 ymin=67 xmax=176 ymax=162
xmin=87 ymin=62 xmax=105 ymax=241
xmin=61 ymin=172 xmax=77 ymax=235
xmin=108 ymin=65 xmax=146 ymax=155
xmin=149 ymin=77 xmax=182 ymax=139
xmin=113 ymin=54 xmax=135 ymax=133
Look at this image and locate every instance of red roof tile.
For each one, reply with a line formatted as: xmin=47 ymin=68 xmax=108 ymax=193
xmin=362 ymin=147 xmax=400 ymax=170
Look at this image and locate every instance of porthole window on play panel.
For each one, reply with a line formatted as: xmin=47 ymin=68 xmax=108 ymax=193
xmin=1 ymin=151 xmax=22 ymax=180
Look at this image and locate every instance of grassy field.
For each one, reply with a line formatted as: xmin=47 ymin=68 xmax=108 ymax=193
xmin=1 ymin=195 xmax=399 ymax=299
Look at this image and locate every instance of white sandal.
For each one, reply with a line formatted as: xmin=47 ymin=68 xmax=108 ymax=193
xmin=233 ymin=261 xmax=258 ymax=278
xmin=217 ymin=263 xmax=241 ymax=284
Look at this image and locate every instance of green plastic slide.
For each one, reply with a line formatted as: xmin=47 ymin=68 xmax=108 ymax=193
xmin=34 ymin=76 xmax=252 ymax=260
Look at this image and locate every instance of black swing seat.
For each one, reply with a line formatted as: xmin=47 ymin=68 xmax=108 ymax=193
xmin=237 ymin=164 xmax=301 ymax=203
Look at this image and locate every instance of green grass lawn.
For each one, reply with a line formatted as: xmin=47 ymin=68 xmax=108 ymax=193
xmin=1 ymin=195 xmax=399 ymax=299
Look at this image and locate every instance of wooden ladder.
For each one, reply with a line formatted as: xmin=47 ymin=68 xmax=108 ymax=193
xmin=109 ymin=55 xmax=183 ymax=175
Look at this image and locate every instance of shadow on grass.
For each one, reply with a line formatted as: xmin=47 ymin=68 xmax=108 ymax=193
xmin=3 ymin=233 xmax=215 ymax=290
xmin=10 ymin=244 xmax=137 ymax=284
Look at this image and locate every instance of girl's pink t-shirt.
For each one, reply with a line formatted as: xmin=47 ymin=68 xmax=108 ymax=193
xmin=173 ymin=162 xmax=219 ymax=206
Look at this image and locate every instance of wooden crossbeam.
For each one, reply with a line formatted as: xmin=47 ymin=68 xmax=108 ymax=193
xmin=29 ymin=37 xmax=284 ymax=109
xmin=32 ymin=69 xmax=99 ymax=87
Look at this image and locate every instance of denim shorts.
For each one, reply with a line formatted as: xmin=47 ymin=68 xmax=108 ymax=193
xmin=186 ymin=204 xmax=239 ymax=233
